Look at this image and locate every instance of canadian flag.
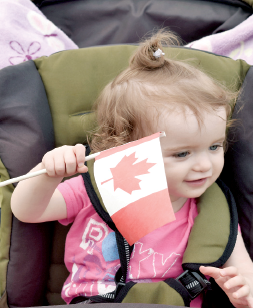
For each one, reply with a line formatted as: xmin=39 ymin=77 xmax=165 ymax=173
xmin=94 ymin=132 xmax=175 ymax=245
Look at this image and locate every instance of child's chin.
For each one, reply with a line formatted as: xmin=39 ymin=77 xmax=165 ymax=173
xmin=184 ymin=188 xmax=207 ymax=199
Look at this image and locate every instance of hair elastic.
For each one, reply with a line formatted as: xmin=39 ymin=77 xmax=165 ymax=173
xmin=153 ymin=48 xmax=165 ymax=59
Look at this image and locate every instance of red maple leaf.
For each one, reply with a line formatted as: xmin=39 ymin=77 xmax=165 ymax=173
xmin=101 ymin=152 xmax=156 ymax=194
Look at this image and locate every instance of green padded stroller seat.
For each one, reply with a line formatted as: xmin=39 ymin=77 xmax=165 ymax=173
xmin=0 ymin=45 xmax=253 ymax=308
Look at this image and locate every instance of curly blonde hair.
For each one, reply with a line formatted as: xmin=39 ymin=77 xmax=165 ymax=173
xmin=90 ymin=30 xmax=238 ymax=153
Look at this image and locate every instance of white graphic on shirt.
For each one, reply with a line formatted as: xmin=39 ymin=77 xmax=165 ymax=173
xmin=128 ymin=242 xmax=154 ymax=279
xmin=62 ymin=266 xmax=118 ymax=299
xmin=62 ymin=282 xmax=72 ymax=298
xmin=80 ymin=218 xmax=109 ymax=254
xmin=89 ymin=281 xmax=94 ymax=295
xmin=97 ymin=280 xmax=116 ymax=295
xmin=128 ymin=242 xmax=181 ymax=279
xmin=71 ymin=263 xmax=78 ymax=280
xmin=62 ymin=219 xmax=118 ymax=300
xmin=153 ymin=252 xmax=181 ymax=278
xmin=62 ymin=263 xmax=82 ymax=298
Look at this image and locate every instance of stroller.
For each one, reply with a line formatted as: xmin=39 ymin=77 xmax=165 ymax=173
xmin=1 ymin=0 xmax=253 ymax=307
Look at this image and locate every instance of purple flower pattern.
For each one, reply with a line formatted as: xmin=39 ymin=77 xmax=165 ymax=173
xmin=9 ymin=41 xmax=41 ymax=65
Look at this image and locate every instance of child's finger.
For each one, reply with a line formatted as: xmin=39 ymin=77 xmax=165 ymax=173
xmin=224 ymin=275 xmax=245 ymax=290
xmin=64 ymin=147 xmax=78 ymax=175
xmin=247 ymin=296 xmax=253 ymax=308
xmin=232 ymin=284 xmax=250 ymax=299
xmin=220 ymin=266 xmax=238 ymax=278
xmin=54 ymin=155 xmax=66 ymax=176
xmin=73 ymin=144 xmax=88 ymax=173
xmin=73 ymin=144 xmax=86 ymax=165
xmin=44 ymin=159 xmax=56 ymax=177
xmin=43 ymin=152 xmax=59 ymax=177
xmin=199 ymin=266 xmax=221 ymax=280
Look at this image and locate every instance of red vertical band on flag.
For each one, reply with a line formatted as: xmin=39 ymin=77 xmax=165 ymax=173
xmin=95 ymin=132 xmax=161 ymax=160
xmin=110 ymin=188 xmax=175 ymax=245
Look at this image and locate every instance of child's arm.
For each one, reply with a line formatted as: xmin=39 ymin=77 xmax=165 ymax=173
xmin=200 ymin=232 xmax=253 ymax=308
xmin=11 ymin=144 xmax=88 ymax=223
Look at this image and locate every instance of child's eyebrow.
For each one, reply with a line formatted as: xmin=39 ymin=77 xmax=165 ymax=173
xmin=163 ymin=145 xmax=191 ymax=152
xmin=212 ymin=137 xmax=226 ymax=143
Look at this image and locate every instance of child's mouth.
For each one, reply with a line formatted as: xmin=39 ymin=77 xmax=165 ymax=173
xmin=185 ymin=178 xmax=208 ymax=186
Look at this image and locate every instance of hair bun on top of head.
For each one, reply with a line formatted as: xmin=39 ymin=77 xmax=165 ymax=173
xmin=129 ymin=29 xmax=180 ymax=70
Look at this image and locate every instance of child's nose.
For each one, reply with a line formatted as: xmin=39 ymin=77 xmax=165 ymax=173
xmin=192 ymin=153 xmax=212 ymax=172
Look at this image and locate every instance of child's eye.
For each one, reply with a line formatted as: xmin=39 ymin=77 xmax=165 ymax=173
xmin=174 ymin=151 xmax=189 ymax=158
xmin=209 ymin=144 xmax=223 ymax=151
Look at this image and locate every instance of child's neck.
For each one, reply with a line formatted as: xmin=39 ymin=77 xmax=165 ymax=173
xmin=172 ymin=197 xmax=188 ymax=213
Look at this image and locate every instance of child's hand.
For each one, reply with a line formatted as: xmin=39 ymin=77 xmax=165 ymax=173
xmin=200 ymin=266 xmax=253 ymax=308
xmin=42 ymin=144 xmax=88 ymax=177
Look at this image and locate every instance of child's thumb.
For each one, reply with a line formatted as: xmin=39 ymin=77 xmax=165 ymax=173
xmin=77 ymin=163 xmax=88 ymax=173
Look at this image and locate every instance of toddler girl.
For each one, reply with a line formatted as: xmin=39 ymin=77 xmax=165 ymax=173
xmin=11 ymin=30 xmax=253 ymax=307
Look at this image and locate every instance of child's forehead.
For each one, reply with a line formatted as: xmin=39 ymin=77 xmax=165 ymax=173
xmin=154 ymin=107 xmax=227 ymax=144
xmin=155 ymin=106 xmax=227 ymax=129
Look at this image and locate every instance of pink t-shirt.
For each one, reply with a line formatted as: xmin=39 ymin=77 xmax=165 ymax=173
xmin=58 ymin=175 xmax=201 ymax=306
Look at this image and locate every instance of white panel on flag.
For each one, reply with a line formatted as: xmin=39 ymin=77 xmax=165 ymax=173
xmin=94 ymin=136 xmax=168 ymax=216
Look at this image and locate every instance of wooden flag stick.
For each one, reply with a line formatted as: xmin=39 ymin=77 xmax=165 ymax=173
xmin=0 ymin=152 xmax=100 ymax=187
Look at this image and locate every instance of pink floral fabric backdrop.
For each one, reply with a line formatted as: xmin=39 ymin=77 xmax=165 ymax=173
xmin=0 ymin=0 xmax=78 ymax=70
xmin=186 ymin=14 xmax=253 ymax=65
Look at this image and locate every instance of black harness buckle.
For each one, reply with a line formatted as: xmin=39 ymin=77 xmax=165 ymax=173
xmin=176 ymin=270 xmax=209 ymax=299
